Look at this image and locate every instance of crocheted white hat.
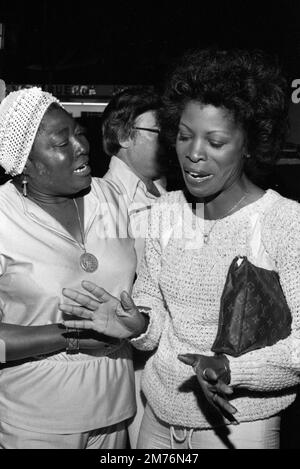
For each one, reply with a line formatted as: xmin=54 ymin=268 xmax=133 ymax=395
xmin=0 ymin=87 xmax=62 ymax=176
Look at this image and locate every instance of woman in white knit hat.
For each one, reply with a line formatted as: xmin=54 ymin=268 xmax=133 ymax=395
xmin=0 ymin=87 xmax=137 ymax=448
xmin=60 ymin=49 xmax=300 ymax=449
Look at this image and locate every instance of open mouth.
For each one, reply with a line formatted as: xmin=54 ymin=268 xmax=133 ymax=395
xmin=74 ymin=163 xmax=90 ymax=174
xmin=184 ymin=170 xmax=213 ymax=182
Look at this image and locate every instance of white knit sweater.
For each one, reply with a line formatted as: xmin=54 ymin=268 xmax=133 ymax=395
xmin=131 ymin=189 xmax=300 ymax=429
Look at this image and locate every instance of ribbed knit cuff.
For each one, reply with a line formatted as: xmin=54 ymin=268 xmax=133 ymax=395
xmin=227 ymin=342 xmax=300 ymax=392
xmin=228 ymin=355 xmax=261 ymax=388
xmin=130 ymin=307 xmax=156 ymax=351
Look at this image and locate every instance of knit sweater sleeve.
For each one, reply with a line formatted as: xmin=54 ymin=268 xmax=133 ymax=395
xmin=130 ymin=196 xmax=171 ymax=351
xmin=228 ymin=198 xmax=300 ymax=392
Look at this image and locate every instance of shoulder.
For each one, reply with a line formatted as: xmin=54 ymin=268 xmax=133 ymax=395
xmin=148 ymin=190 xmax=185 ymax=221
xmin=261 ymin=189 xmax=300 ymax=232
xmin=151 ymin=190 xmax=185 ymax=209
xmin=146 ymin=190 xmax=187 ymax=242
xmin=0 ymin=181 xmax=17 ymax=212
xmin=260 ymin=190 xmax=300 ymax=259
xmin=90 ymin=177 xmax=124 ymax=199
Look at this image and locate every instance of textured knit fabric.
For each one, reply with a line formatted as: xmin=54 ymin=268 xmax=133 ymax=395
xmin=131 ymin=189 xmax=300 ymax=429
xmin=0 ymin=178 xmax=136 ymax=433
xmin=0 ymin=87 xmax=61 ymax=176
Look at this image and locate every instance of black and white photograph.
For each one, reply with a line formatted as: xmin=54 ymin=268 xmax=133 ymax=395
xmin=0 ymin=0 xmax=299 ymax=452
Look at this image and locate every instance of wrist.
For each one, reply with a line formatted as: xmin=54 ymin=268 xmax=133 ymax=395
xmin=131 ymin=309 xmax=150 ymax=338
xmin=64 ymin=327 xmax=80 ymax=354
xmin=216 ymin=354 xmax=231 ymax=384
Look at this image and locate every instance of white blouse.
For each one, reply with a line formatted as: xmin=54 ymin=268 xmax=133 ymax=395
xmin=0 ymin=178 xmax=137 ymax=433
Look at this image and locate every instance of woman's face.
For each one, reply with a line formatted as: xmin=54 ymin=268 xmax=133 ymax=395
xmin=27 ymin=106 xmax=91 ymax=196
xmin=176 ymin=101 xmax=246 ymax=200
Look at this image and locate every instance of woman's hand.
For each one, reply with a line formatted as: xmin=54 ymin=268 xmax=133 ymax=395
xmin=178 ymin=353 xmax=238 ymax=423
xmin=59 ymin=280 xmax=149 ymax=339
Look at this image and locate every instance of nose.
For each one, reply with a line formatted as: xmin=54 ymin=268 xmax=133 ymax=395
xmin=74 ymin=134 xmax=90 ymax=156
xmin=186 ymin=138 xmax=207 ymax=162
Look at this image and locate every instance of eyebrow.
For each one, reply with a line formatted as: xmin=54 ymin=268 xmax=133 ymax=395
xmin=51 ymin=127 xmax=69 ymax=136
xmin=178 ymin=122 xmax=192 ymax=131
xmin=179 ymin=121 xmax=231 ymax=136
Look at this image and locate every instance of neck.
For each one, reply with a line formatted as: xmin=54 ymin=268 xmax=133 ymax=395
xmin=13 ymin=179 xmax=78 ymax=205
xmin=116 ymin=155 xmax=160 ymax=196
xmin=203 ymin=175 xmax=251 ymax=220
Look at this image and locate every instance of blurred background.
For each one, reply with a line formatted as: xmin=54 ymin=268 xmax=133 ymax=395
xmin=0 ymin=0 xmax=300 ymax=447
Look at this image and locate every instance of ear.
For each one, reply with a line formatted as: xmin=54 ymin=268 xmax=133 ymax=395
xmin=117 ymin=128 xmax=134 ymax=150
xmin=118 ymin=136 xmax=132 ymax=149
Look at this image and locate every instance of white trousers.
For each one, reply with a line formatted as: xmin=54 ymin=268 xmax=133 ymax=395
xmin=128 ymin=368 xmax=146 ymax=449
xmin=0 ymin=419 xmax=128 ymax=449
xmin=137 ymin=404 xmax=280 ymax=449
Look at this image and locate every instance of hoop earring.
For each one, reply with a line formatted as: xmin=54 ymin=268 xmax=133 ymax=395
xmin=22 ymin=176 xmax=28 ymax=197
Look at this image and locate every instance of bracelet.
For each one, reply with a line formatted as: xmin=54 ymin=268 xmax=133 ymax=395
xmin=65 ymin=327 xmax=80 ymax=354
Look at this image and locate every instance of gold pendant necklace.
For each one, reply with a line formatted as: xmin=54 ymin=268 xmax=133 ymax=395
xmin=203 ymin=194 xmax=248 ymax=244
xmin=73 ymin=198 xmax=99 ymax=273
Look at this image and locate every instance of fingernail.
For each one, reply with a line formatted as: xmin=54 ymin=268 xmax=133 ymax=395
xmin=177 ymin=354 xmax=193 ymax=365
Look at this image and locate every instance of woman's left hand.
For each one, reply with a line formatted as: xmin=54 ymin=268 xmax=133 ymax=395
xmin=178 ymin=353 xmax=238 ymax=422
xmin=59 ymin=280 xmax=148 ymax=339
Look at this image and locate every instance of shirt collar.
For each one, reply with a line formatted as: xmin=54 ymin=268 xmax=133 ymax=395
xmin=104 ymin=156 xmax=163 ymax=202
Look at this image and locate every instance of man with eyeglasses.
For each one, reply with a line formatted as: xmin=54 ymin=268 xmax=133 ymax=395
xmin=101 ymin=86 xmax=166 ymax=448
xmin=102 ymin=86 xmax=166 ymax=270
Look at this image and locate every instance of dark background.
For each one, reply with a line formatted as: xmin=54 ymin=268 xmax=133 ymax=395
xmin=0 ymin=0 xmax=300 ymax=448
xmin=1 ymin=0 xmax=300 ymax=86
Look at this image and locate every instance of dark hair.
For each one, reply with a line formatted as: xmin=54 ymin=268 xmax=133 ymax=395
xmin=101 ymin=86 xmax=161 ymax=156
xmin=160 ymin=48 xmax=289 ymax=177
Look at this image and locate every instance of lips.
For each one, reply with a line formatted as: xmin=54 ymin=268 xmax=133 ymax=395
xmin=74 ymin=159 xmax=90 ymax=174
xmin=184 ymin=168 xmax=213 ymax=182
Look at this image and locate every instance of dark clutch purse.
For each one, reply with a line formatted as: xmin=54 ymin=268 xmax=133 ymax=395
xmin=211 ymin=256 xmax=292 ymax=357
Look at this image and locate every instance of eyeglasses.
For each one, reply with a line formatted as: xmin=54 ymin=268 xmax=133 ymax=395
xmin=133 ymin=126 xmax=160 ymax=135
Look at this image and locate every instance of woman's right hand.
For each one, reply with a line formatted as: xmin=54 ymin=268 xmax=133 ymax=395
xmin=178 ymin=353 xmax=238 ymax=423
xmin=59 ymin=280 xmax=149 ymax=339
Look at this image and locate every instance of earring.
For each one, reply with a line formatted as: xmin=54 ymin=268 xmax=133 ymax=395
xmin=22 ymin=175 xmax=28 ymax=197
xmin=244 ymin=153 xmax=251 ymax=159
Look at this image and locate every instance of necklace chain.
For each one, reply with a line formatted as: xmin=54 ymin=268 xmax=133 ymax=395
xmin=26 ymin=194 xmax=85 ymax=250
xmin=203 ymin=194 xmax=248 ymax=244
xmin=73 ymin=198 xmax=99 ymax=273
xmin=73 ymin=198 xmax=86 ymax=252
xmin=22 ymin=191 xmax=98 ymax=272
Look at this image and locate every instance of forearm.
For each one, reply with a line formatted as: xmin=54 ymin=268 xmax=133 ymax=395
xmin=228 ymin=338 xmax=300 ymax=391
xmin=0 ymin=323 xmax=66 ymax=362
xmin=130 ymin=301 xmax=166 ymax=351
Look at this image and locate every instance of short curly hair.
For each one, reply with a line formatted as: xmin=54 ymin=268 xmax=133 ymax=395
xmin=101 ymin=86 xmax=161 ymax=157
xmin=160 ymin=48 xmax=289 ymax=176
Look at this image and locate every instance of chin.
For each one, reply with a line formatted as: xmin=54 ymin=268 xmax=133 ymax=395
xmin=74 ymin=176 xmax=92 ymax=194
xmin=183 ymin=180 xmax=206 ymax=198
